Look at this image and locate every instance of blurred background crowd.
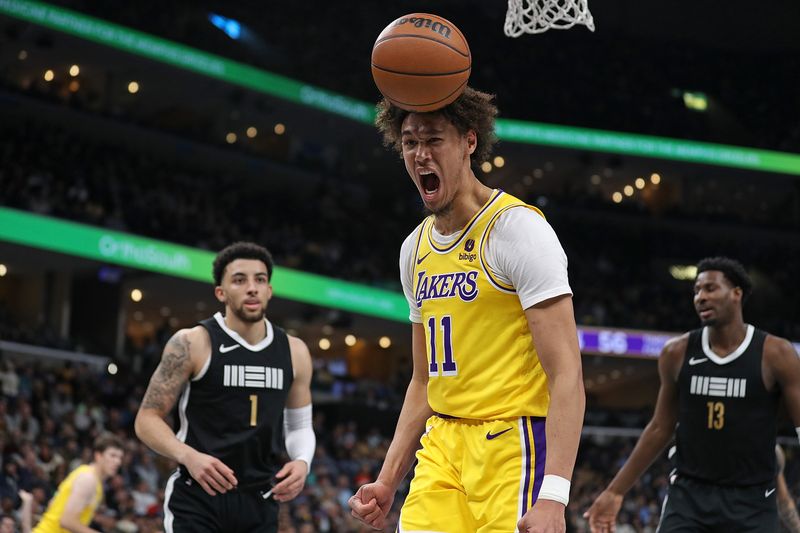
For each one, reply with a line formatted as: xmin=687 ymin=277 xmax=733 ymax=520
xmin=1 ymin=0 xmax=799 ymax=531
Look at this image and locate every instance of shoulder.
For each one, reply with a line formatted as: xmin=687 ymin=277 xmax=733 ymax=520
xmin=168 ymin=326 xmax=211 ymax=358
xmin=287 ymin=335 xmax=312 ymax=368
xmin=764 ymin=333 xmax=797 ymax=355
xmin=662 ymin=333 xmax=690 ymax=359
xmin=763 ymin=333 xmax=799 ymax=365
xmin=71 ymin=467 xmax=99 ymax=492
xmin=659 ymin=333 xmax=691 ymax=378
xmin=287 ymin=335 xmax=311 ymax=357
xmin=400 ymin=222 xmax=425 ymax=255
xmin=490 ymin=206 xmax=558 ymax=244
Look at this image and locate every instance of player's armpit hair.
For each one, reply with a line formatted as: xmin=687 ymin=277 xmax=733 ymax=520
xmin=140 ymin=332 xmax=192 ymax=413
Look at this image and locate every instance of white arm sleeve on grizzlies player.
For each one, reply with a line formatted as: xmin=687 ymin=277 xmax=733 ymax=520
xmin=485 ymin=207 xmax=572 ymax=309
xmin=284 ymin=404 xmax=315 ymax=468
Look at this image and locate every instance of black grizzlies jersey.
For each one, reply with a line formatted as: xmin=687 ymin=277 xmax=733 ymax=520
xmin=676 ymin=325 xmax=778 ymax=486
xmin=177 ymin=312 xmax=294 ymax=490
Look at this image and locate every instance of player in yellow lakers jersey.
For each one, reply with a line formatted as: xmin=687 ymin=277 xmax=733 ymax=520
xmin=350 ymin=86 xmax=585 ymax=533
xmin=33 ymin=434 xmax=124 ymax=533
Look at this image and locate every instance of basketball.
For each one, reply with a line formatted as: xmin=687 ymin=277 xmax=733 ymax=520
xmin=371 ymin=13 xmax=471 ymax=112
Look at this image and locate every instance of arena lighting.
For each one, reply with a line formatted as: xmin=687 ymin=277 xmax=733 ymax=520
xmin=670 ymin=265 xmax=698 ymax=280
xmin=208 ymin=13 xmax=241 ymax=40
xmin=127 ymin=81 xmax=139 ymax=94
xmin=43 ymin=69 xmax=54 ymax=81
xmin=345 ymin=334 xmax=357 ymax=347
xmin=225 ymin=132 xmax=237 ymax=144
xmin=273 ymin=123 xmax=286 ymax=135
xmin=246 ymin=126 xmax=257 ymax=138
xmin=17 ymin=50 xmax=27 ymax=60
xmin=130 ymin=289 xmax=143 ymax=302
xmin=623 ymin=185 xmax=634 ymax=196
xmin=481 ymin=162 xmax=492 ymax=173
xmin=683 ymin=91 xmax=708 ymax=112
xmin=5 ymin=2 xmax=800 ymax=176
xmin=0 ymin=264 xmax=7 ymax=276
xmin=612 ymin=192 xmax=623 ymax=203
xmin=318 ymin=338 xmax=331 ymax=350
xmin=107 ymin=363 xmax=118 ymax=375
xmin=69 ymin=64 xmax=79 ymax=76
xmin=635 ymin=177 xmax=645 ymax=189
xmin=590 ymin=174 xmax=601 ymax=185
xmin=379 ymin=336 xmax=392 ymax=349
xmin=651 ymin=173 xmax=662 ymax=184
xmin=493 ymin=156 xmax=505 ymax=168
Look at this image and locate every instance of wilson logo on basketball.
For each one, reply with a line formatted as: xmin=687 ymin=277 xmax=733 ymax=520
xmin=393 ymin=17 xmax=452 ymax=39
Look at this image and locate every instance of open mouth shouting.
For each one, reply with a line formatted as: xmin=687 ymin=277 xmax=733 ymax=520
xmin=419 ymin=169 xmax=441 ymax=202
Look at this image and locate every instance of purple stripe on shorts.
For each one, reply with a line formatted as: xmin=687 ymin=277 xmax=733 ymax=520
xmin=530 ymin=417 xmax=547 ymax=506
xmin=521 ymin=416 xmax=532 ymax=515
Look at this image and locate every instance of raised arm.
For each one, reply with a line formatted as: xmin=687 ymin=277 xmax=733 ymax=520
xmin=134 ymin=327 xmax=237 ymax=495
xmin=584 ymin=335 xmax=686 ymax=533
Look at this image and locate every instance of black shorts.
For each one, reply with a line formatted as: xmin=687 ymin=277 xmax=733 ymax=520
xmin=164 ymin=471 xmax=278 ymax=533
xmin=658 ymin=475 xmax=777 ymax=533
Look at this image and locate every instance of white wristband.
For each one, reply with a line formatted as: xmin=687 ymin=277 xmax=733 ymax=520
xmin=538 ymin=475 xmax=570 ymax=506
xmin=795 ymin=427 xmax=800 ymax=445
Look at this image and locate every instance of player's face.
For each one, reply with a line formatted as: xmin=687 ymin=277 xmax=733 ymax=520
xmin=400 ymin=113 xmax=476 ymax=215
xmin=216 ymin=259 xmax=272 ymax=323
xmin=693 ymin=270 xmax=741 ymax=326
xmin=95 ymin=447 xmax=124 ymax=479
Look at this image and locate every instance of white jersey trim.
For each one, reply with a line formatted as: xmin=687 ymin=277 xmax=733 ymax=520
xmin=213 ymin=312 xmax=274 ymax=351
xmin=701 ymin=324 xmax=754 ymax=364
xmin=175 ymin=383 xmax=191 ymax=442
xmin=517 ymin=417 xmax=527 ymax=521
xmin=163 ymin=469 xmax=180 ymax=533
xmin=191 ymin=352 xmax=212 ymax=382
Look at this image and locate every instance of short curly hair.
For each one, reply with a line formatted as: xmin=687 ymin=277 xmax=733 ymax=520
xmin=213 ymin=242 xmax=274 ymax=285
xmin=696 ymin=256 xmax=753 ymax=302
xmin=375 ymin=86 xmax=499 ymax=165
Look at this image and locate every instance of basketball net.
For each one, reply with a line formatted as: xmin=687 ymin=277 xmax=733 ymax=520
xmin=504 ymin=0 xmax=595 ymax=37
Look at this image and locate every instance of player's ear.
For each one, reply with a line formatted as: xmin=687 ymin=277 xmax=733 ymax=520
xmin=214 ymin=285 xmax=225 ymax=303
xmin=465 ymin=129 xmax=477 ymax=155
xmin=732 ymin=286 xmax=743 ymax=302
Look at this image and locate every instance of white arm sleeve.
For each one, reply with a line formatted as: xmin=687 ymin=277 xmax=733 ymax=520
xmin=400 ymin=228 xmax=423 ymax=323
xmin=485 ymin=207 xmax=572 ymax=309
xmin=283 ymin=404 xmax=315 ymax=468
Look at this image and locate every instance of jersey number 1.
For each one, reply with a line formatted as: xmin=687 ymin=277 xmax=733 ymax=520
xmin=428 ymin=315 xmax=458 ymax=377
xmin=249 ymin=395 xmax=258 ymax=427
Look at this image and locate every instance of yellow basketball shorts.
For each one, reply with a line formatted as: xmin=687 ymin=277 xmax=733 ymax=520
xmin=398 ymin=414 xmax=546 ymax=533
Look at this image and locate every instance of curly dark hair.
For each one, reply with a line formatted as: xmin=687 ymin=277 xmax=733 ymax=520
xmin=213 ymin=242 xmax=274 ymax=285
xmin=696 ymin=256 xmax=753 ymax=302
xmin=375 ymin=86 xmax=498 ymax=165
